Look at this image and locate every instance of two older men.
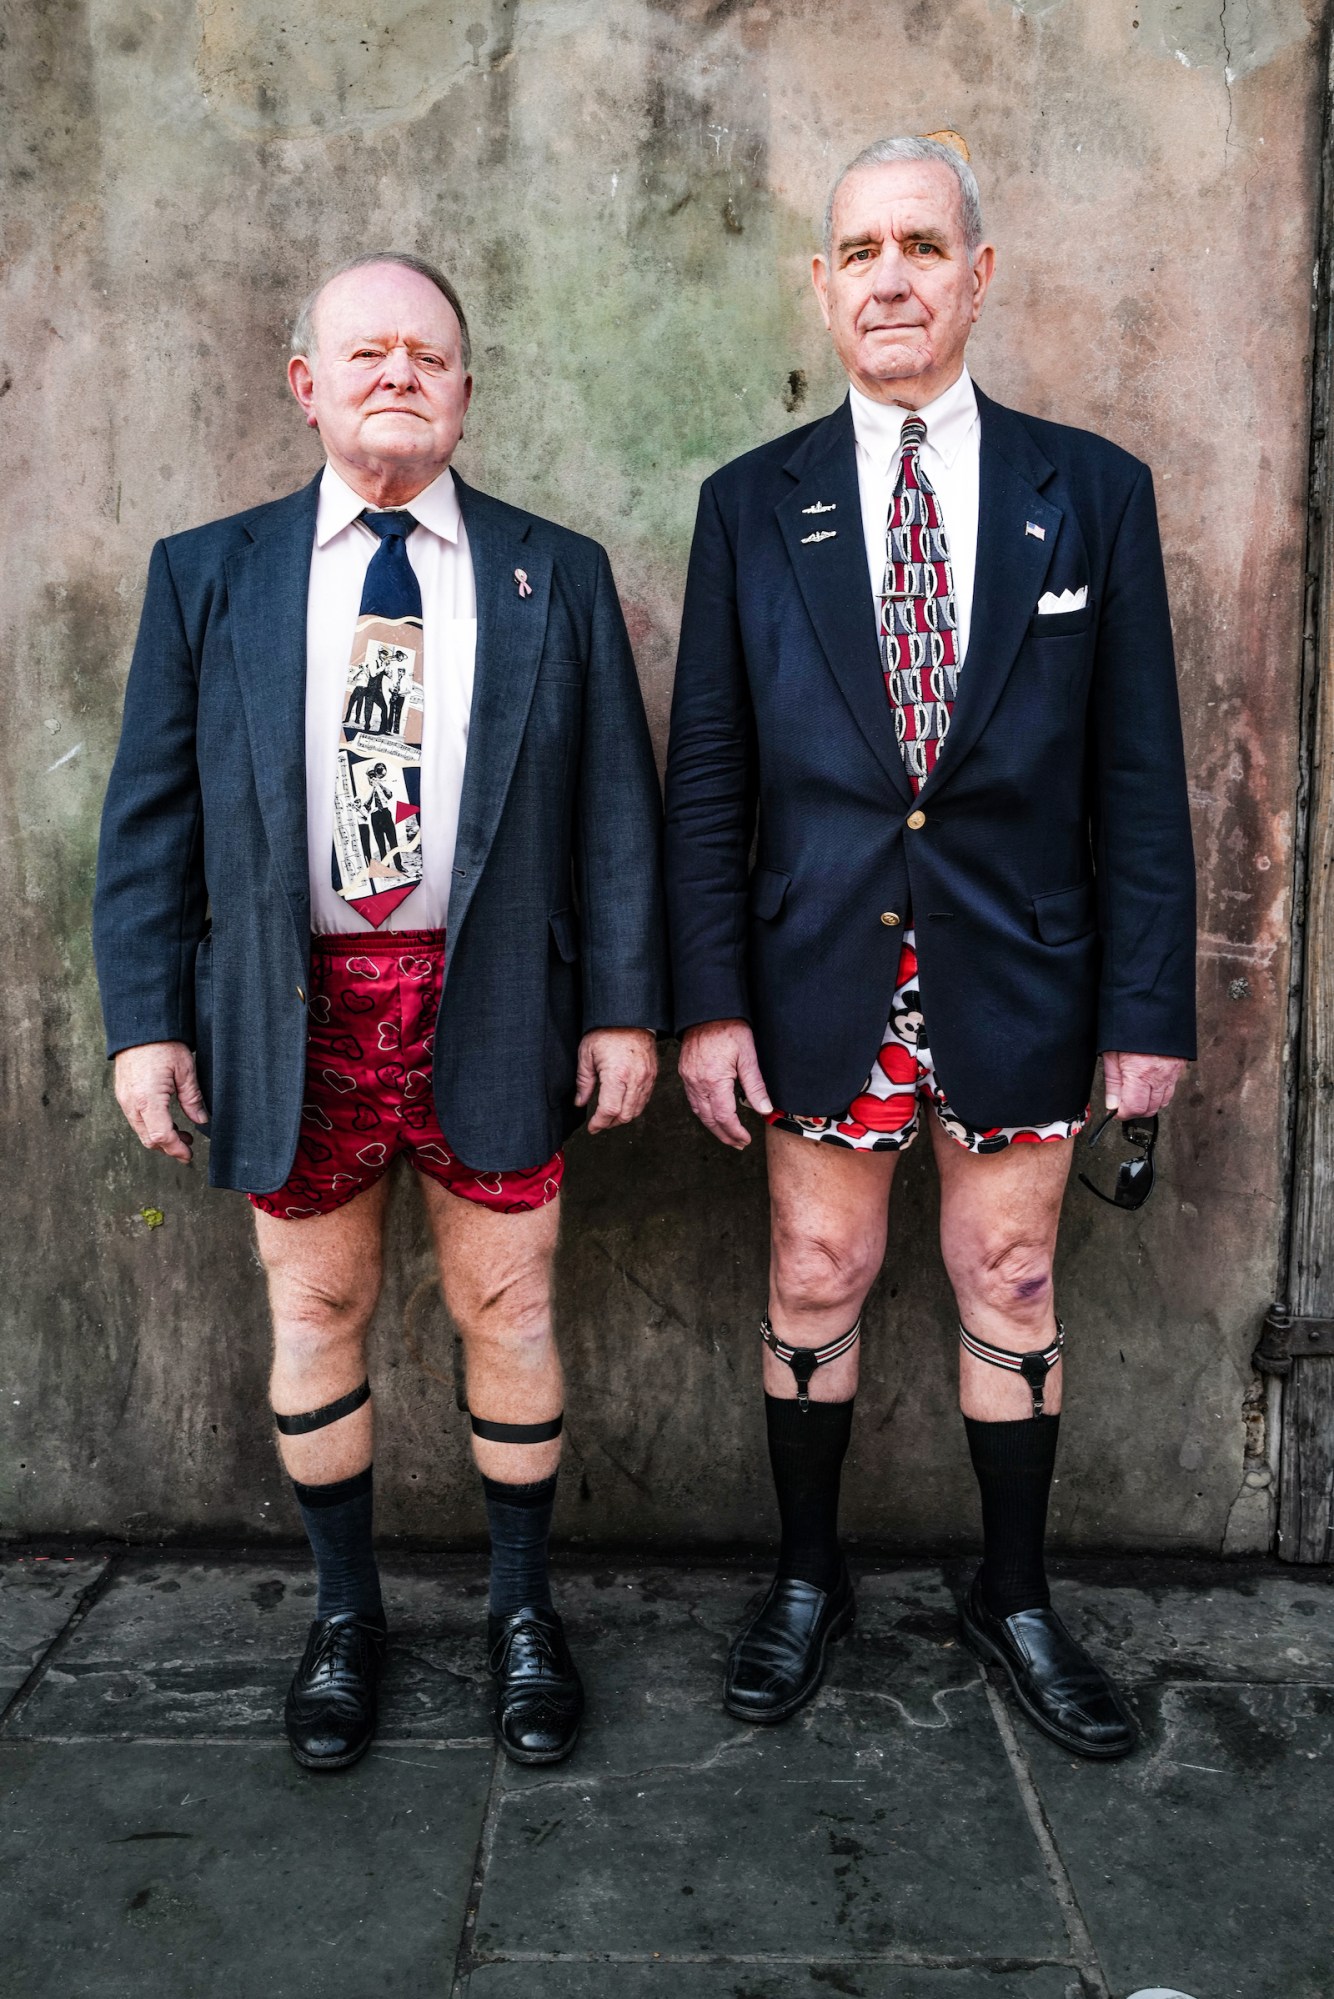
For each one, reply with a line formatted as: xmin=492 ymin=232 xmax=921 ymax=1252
xmin=95 ymin=252 xmax=669 ymax=1769
xmin=98 ymin=136 xmax=1195 ymax=1774
xmin=666 ymin=136 xmax=1194 ymax=1756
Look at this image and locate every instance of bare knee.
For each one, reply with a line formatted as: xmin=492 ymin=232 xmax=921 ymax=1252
xmin=772 ymin=1228 xmax=879 ymax=1322
xmin=270 ymin=1269 xmax=379 ymax=1375
xmin=452 ymin=1268 xmax=552 ymax=1358
xmin=955 ymin=1236 xmax=1054 ymax=1322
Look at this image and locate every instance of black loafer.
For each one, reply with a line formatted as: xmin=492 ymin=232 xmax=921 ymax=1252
xmin=488 ymin=1605 xmax=584 ymax=1766
xmin=960 ymin=1573 xmax=1135 ymax=1760
xmin=284 ymin=1612 xmax=388 ymax=1771
xmin=723 ymin=1564 xmax=855 ymax=1725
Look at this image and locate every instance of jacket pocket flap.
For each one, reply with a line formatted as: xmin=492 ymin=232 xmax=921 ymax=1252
xmin=1032 ymin=881 xmax=1096 ymax=945
xmin=749 ymin=867 xmax=791 ymax=921
xmin=549 ymin=908 xmax=579 ymax=962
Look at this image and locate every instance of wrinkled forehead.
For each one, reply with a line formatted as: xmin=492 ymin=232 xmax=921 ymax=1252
xmin=831 ymin=159 xmax=967 ymax=247
xmin=312 ymin=263 xmax=464 ymax=351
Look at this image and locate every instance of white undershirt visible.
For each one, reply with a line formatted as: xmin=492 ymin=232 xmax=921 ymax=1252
xmin=848 ymin=366 xmax=980 ymax=665
xmin=304 ymin=462 xmax=477 ymax=933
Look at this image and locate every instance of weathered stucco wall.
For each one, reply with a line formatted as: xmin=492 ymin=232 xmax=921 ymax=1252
xmin=0 ymin=0 xmax=1322 ymax=1552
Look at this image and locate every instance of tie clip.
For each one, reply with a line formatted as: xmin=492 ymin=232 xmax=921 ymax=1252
xmin=1025 ymin=521 xmax=1046 ymax=540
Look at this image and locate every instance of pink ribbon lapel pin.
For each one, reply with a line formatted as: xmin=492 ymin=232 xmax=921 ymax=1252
xmin=514 ymin=567 xmax=532 ymax=598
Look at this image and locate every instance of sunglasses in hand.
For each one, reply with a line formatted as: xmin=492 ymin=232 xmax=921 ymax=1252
xmin=1078 ymin=1109 xmax=1158 ymax=1210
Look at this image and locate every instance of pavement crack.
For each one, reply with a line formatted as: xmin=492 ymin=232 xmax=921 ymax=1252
xmin=0 ymin=1556 xmax=121 ymax=1739
xmin=980 ymin=1675 xmax=1112 ymax=1999
xmin=1220 ymin=0 xmax=1235 ymax=156
xmin=497 ymin=1733 xmax=762 ymax=1797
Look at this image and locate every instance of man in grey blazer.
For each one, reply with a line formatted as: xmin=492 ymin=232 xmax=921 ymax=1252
xmin=94 ymin=253 xmax=669 ymax=1772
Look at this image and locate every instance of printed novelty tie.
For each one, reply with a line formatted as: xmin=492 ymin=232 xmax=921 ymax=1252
xmin=878 ymin=415 xmax=961 ymax=794
xmin=332 ymin=510 xmax=424 ymax=927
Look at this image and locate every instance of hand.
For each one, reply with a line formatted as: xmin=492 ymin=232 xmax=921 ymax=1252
xmin=1102 ymin=1050 xmax=1186 ymax=1119
xmin=678 ymin=1018 xmax=773 ymax=1149
xmin=113 ymin=1041 xmax=210 ymax=1164
xmin=575 ymin=1028 xmax=658 ymax=1134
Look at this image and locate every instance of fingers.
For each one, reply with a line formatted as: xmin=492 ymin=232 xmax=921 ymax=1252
xmin=173 ymin=1051 xmax=210 ymax=1128
xmin=680 ymin=1072 xmax=752 ymax=1149
xmin=113 ymin=1041 xmax=200 ymax=1165
xmin=735 ymin=1043 xmax=773 ymax=1117
xmin=574 ymin=1040 xmax=598 ymax=1109
xmin=579 ymin=1032 xmax=659 ymax=1134
xmin=1104 ymin=1053 xmax=1187 ymax=1119
xmin=1102 ymin=1050 xmax=1123 ymax=1111
xmin=678 ymin=1020 xmax=764 ymax=1149
xmin=586 ymin=1069 xmax=630 ymax=1135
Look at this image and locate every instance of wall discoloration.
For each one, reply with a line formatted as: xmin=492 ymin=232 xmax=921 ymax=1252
xmin=0 ymin=0 xmax=1322 ymax=1548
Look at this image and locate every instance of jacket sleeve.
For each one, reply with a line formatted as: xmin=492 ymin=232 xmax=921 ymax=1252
xmin=573 ymin=546 xmax=672 ymax=1033
xmin=92 ymin=539 xmax=208 ymax=1056
xmin=662 ymin=478 xmax=759 ymax=1031
xmin=1089 ymin=465 xmax=1198 ymax=1059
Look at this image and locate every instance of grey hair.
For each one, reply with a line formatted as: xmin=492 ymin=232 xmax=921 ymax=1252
xmin=291 ymin=252 xmax=472 ymax=370
xmin=822 ymin=136 xmax=984 ymax=261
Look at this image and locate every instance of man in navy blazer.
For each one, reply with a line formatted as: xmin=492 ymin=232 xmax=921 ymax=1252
xmin=665 ymin=137 xmax=1195 ymax=1757
xmin=95 ymin=253 xmax=669 ymax=1772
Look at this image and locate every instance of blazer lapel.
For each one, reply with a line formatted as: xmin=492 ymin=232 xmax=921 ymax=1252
xmin=446 ymin=477 xmax=550 ymax=944
xmin=224 ymin=476 xmax=321 ymax=946
xmin=776 ymin=402 xmax=914 ymax=805
xmin=918 ymin=389 xmax=1060 ymax=799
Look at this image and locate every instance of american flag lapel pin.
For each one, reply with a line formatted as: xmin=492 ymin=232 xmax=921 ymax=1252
xmin=514 ymin=567 xmax=532 ymax=597
xmin=1025 ymin=521 xmax=1046 ymax=541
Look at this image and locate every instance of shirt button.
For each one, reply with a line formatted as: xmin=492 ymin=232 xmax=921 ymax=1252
xmin=880 ymin=911 xmax=901 ymax=928
xmin=906 ymin=809 xmax=927 ymax=830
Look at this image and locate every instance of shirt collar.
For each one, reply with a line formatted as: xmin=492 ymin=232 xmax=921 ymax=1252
xmin=848 ymin=366 xmax=978 ymax=472
xmin=315 ymin=462 xmax=463 ymax=548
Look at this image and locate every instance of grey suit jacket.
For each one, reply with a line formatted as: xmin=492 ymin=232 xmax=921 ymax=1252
xmin=94 ymin=472 xmax=670 ymax=1190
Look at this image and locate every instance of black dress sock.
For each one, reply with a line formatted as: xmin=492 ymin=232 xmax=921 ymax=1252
xmin=765 ymin=1392 xmax=856 ymax=1594
xmin=963 ymin=1413 xmax=1061 ymax=1618
xmin=482 ymin=1472 xmax=558 ymax=1619
xmin=290 ymin=1464 xmax=385 ymax=1624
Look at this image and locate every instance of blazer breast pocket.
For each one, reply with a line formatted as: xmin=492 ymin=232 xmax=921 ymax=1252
xmin=1028 ymin=603 xmax=1094 ymax=640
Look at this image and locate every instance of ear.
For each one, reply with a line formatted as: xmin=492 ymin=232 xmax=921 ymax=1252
xmin=288 ymin=353 xmax=319 ymax=430
xmin=970 ymin=243 xmax=996 ymax=322
xmin=811 ymin=253 xmax=833 ymax=331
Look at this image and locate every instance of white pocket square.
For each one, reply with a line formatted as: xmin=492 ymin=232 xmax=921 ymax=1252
xmin=1037 ymin=585 xmax=1088 ymax=615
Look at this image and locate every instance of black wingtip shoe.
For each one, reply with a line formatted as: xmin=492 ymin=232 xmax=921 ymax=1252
xmin=960 ymin=1572 xmax=1136 ymax=1760
xmin=284 ymin=1611 xmax=388 ymax=1772
xmin=488 ymin=1605 xmax=584 ymax=1766
xmin=723 ymin=1563 xmax=855 ymax=1726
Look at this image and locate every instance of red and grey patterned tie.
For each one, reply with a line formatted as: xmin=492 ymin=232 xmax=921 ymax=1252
xmin=878 ymin=415 xmax=961 ymax=793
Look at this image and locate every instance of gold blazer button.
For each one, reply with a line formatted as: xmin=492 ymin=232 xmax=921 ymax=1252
xmin=880 ymin=911 xmax=901 ymax=927
xmin=907 ymin=809 xmax=927 ymax=830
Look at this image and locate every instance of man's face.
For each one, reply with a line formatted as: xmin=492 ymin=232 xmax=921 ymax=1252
xmin=288 ymin=262 xmax=472 ymax=501
xmin=812 ymin=160 xmax=995 ymax=407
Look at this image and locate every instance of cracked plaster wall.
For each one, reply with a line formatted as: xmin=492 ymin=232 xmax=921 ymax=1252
xmin=0 ymin=0 xmax=1323 ymax=1550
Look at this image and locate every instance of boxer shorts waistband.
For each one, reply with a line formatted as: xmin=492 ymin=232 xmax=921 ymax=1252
xmin=308 ymin=928 xmax=444 ymax=956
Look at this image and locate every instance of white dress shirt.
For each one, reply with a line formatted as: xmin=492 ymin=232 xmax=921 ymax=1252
xmin=305 ymin=462 xmax=477 ymax=933
xmin=848 ymin=366 xmax=980 ymax=666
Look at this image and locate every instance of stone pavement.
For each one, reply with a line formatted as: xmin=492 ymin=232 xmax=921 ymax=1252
xmin=0 ymin=1551 xmax=1330 ymax=1999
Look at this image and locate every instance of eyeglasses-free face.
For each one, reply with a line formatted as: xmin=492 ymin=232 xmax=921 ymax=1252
xmin=1078 ymin=1110 xmax=1158 ymax=1211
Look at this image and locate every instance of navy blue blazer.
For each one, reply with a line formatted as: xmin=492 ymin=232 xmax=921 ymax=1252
xmin=664 ymin=390 xmax=1196 ymax=1130
xmin=94 ymin=473 xmax=670 ymax=1191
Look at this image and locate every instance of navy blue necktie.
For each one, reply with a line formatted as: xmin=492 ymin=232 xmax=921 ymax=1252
xmin=332 ymin=510 xmax=424 ymax=927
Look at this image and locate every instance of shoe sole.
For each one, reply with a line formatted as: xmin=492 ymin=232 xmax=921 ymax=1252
xmin=723 ymin=1594 xmax=856 ymax=1727
xmin=286 ymin=1731 xmax=376 ymax=1773
xmin=959 ymin=1603 xmax=1135 ymax=1761
xmin=496 ymin=1722 xmax=582 ymax=1767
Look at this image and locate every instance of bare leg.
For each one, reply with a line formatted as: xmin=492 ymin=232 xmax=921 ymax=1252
xmin=255 ymin=1176 xmax=389 ymax=1484
xmin=765 ymin=1124 xmax=900 ymax=1402
xmin=930 ymin=1120 xmax=1074 ymax=1417
xmin=420 ymin=1179 xmax=563 ymax=1483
